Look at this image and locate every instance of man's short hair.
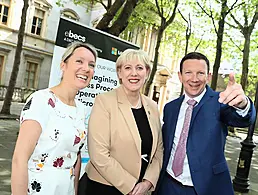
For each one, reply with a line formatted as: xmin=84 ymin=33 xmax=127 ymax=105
xmin=180 ymin=52 xmax=210 ymax=73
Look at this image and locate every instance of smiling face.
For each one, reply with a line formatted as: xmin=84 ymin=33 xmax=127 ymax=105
xmin=61 ymin=47 xmax=95 ymax=90
xmin=179 ymin=59 xmax=211 ymax=98
xmin=118 ymin=59 xmax=149 ymax=94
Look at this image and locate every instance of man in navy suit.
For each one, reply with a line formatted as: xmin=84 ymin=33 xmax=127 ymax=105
xmin=155 ymin=52 xmax=256 ymax=195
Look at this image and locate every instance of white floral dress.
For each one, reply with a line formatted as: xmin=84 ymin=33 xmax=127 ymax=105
xmin=20 ymin=89 xmax=87 ymax=195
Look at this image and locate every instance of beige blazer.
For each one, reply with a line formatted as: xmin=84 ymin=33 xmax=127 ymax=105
xmin=86 ymin=86 xmax=163 ymax=194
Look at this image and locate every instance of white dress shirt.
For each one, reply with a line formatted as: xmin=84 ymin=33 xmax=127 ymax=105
xmin=166 ymin=88 xmax=250 ymax=186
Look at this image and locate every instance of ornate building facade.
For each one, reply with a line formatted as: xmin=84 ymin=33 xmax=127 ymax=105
xmin=0 ymin=0 xmax=181 ymax=112
xmin=0 ymin=0 xmax=91 ymax=101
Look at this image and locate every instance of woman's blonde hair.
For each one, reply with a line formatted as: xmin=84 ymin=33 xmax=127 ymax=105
xmin=62 ymin=42 xmax=98 ymax=63
xmin=116 ymin=49 xmax=151 ymax=84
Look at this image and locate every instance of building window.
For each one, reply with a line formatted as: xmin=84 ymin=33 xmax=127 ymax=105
xmin=0 ymin=4 xmax=9 ymax=25
xmin=24 ymin=61 xmax=38 ymax=88
xmin=63 ymin=11 xmax=77 ymax=21
xmin=0 ymin=55 xmax=4 ymax=81
xmin=61 ymin=9 xmax=79 ymax=21
xmin=31 ymin=8 xmax=44 ymax=35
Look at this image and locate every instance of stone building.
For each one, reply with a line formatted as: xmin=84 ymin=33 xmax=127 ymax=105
xmin=0 ymin=0 xmax=91 ymax=101
xmin=0 ymin=0 xmax=181 ymax=112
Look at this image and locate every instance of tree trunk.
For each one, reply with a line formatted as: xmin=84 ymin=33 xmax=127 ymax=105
xmin=185 ymin=32 xmax=190 ymax=55
xmin=210 ymin=31 xmax=222 ymax=90
xmin=96 ymin=0 xmax=125 ymax=32
xmin=241 ymin=31 xmax=251 ymax=91
xmin=144 ymin=20 xmax=165 ymax=96
xmin=239 ymin=7 xmax=258 ymax=92
xmin=210 ymin=13 xmax=226 ymax=90
xmin=144 ymin=0 xmax=179 ymax=96
xmin=180 ymin=32 xmax=191 ymax=96
xmin=107 ymin=0 xmax=139 ymax=36
xmin=0 ymin=0 xmax=29 ymax=115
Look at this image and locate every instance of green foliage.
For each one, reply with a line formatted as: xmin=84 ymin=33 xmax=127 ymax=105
xmin=56 ymin=0 xmax=64 ymax=7
xmin=167 ymin=1 xmax=217 ymax=59
xmin=245 ymin=56 xmax=258 ymax=100
xmin=127 ymin=0 xmax=159 ymax=30
xmin=56 ymin=0 xmax=258 ymax=94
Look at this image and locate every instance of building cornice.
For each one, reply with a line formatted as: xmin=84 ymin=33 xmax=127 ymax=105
xmin=25 ymin=32 xmax=55 ymax=44
xmin=34 ymin=0 xmax=53 ymax=9
xmin=0 ymin=40 xmax=53 ymax=57
xmin=0 ymin=47 xmax=11 ymax=53
xmin=24 ymin=53 xmax=44 ymax=61
xmin=0 ymin=24 xmax=55 ymax=44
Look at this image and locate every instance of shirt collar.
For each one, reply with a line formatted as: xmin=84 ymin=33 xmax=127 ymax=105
xmin=184 ymin=87 xmax=207 ymax=105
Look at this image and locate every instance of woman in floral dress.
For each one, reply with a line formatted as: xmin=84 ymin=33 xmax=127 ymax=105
xmin=11 ymin=42 xmax=97 ymax=195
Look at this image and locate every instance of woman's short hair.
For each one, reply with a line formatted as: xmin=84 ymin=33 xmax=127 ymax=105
xmin=61 ymin=42 xmax=98 ymax=63
xmin=116 ymin=49 xmax=151 ymax=83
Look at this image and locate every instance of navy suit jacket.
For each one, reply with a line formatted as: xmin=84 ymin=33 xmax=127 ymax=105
xmin=155 ymin=86 xmax=256 ymax=195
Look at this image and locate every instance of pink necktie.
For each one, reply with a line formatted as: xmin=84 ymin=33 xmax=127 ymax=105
xmin=172 ymin=99 xmax=197 ymax=177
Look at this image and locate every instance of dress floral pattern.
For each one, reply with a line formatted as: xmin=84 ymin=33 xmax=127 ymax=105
xmin=20 ymin=89 xmax=87 ymax=195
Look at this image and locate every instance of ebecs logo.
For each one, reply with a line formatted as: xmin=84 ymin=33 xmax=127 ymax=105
xmin=64 ymin=30 xmax=86 ymax=42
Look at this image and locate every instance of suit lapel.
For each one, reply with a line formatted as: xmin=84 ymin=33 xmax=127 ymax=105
xmin=190 ymin=86 xmax=215 ymax=129
xmin=116 ymin=86 xmax=141 ymax=156
xmin=141 ymin=96 xmax=157 ymax=159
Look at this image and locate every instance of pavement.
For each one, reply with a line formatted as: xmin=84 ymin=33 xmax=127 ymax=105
xmin=0 ymin=119 xmax=19 ymax=195
xmin=0 ymin=102 xmax=258 ymax=194
xmin=0 ymin=101 xmax=24 ymax=120
xmin=226 ymin=134 xmax=258 ymax=195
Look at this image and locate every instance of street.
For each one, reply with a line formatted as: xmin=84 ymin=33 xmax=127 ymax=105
xmin=0 ymin=119 xmax=18 ymax=195
xmin=225 ymin=134 xmax=258 ymax=194
xmin=0 ymin=119 xmax=258 ymax=194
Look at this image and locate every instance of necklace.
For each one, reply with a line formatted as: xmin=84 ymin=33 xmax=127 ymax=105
xmin=131 ymin=95 xmax=142 ymax=109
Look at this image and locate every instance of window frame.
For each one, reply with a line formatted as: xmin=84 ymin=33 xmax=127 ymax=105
xmin=30 ymin=8 xmax=44 ymax=36
xmin=63 ymin=11 xmax=77 ymax=21
xmin=0 ymin=54 xmax=5 ymax=84
xmin=24 ymin=60 xmax=39 ymax=89
xmin=61 ymin=9 xmax=80 ymax=21
xmin=0 ymin=3 xmax=9 ymax=25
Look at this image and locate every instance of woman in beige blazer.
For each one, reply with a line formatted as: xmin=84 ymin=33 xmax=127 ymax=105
xmin=85 ymin=49 xmax=163 ymax=195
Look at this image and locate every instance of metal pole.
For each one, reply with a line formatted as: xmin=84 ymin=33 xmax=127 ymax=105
xmin=233 ymin=83 xmax=258 ymax=193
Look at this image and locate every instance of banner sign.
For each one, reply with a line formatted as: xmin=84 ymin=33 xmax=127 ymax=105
xmin=49 ymin=18 xmax=139 ymax=176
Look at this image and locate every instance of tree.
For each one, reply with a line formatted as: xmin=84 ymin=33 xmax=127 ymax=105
xmin=72 ymin=0 xmax=141 ymax=36
xmin=93 ymin=0 xmax=126 ymax=31
xmin=144 ymin=0 xmax=179 ymax=96
xmin=0 ymin=0 xmax=29 ymax=115
xmin=197 ymin=0 xmax=240 ymax=90
xmin=178 ymin=10 xmax=192 ymax=56
xmin=228 ymin=35 xmax=258 ymax=99
xmin=122 ymin=0 xmax=160 ymax=31
xmin=229 ymin=1 xmax=258 ymax=91
xmin=106 ymin=0 xmax=140 ymax=36
xmin=178 ymin=9 xmax=192 ymax=95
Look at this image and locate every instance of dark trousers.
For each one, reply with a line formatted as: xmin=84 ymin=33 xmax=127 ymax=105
xmin=158 ymin=173 xmax=198 ymax=195
xmin=78 ymin=173 xmax=88 ymax=195
xmin=78 ymin=173 xmax=123 ymax=195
